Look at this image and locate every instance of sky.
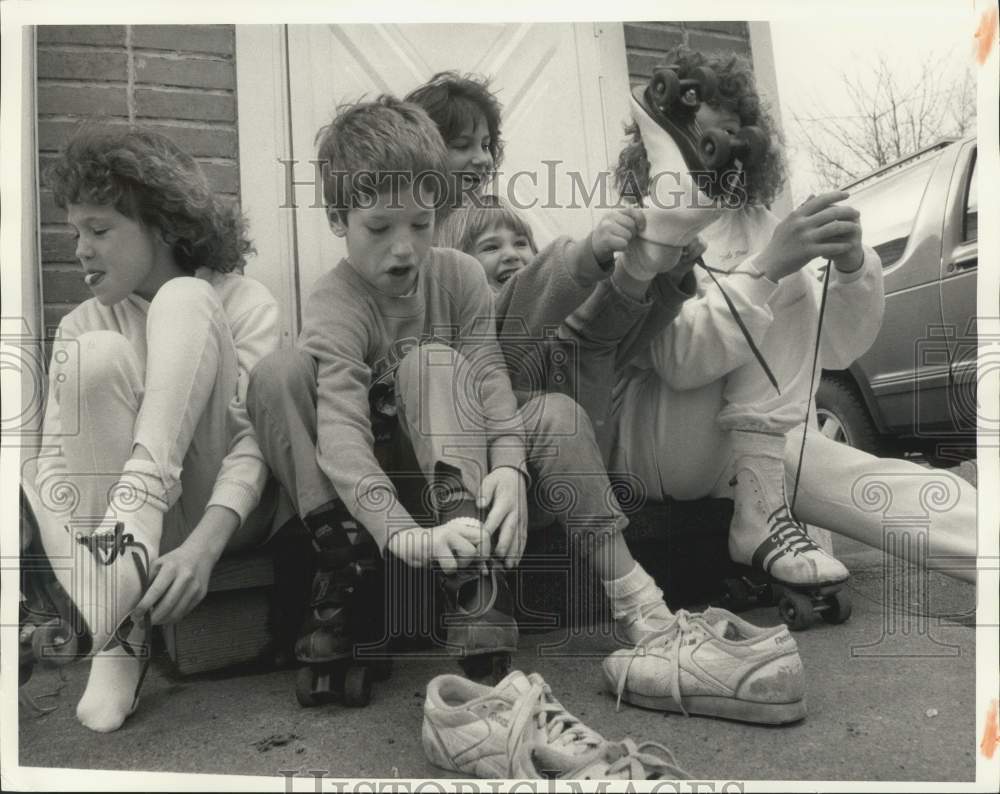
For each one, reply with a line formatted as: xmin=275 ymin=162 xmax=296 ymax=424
xmin=769 ymin=11 xmax=978 ymax=203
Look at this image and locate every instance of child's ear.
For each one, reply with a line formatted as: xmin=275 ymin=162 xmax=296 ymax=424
xmin=326 ymin=206 xmax=348 ymax=237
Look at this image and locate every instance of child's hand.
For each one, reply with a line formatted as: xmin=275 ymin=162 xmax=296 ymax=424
xmin=671 ymin=235 xmax=707 ymax=283
xmin=134 ymin=543 xmax=214 ymax=626
xmin=592 ymin=208 xmax=646 ymax=265
xmin=478 ymin=466 xmax=528 ymax=569
xmin=829 ymin=217 xmax=865 ymax=273
xmin=759 ymin=192 xmax=863 ymax=281
xmin=387 ymin=518 xmax=488 ymax=574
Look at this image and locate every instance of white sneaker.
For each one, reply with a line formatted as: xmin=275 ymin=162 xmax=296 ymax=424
xmin=422 ymin=670 xmax=687 ymax=779
xmin=603 ymin=608 xmax=807 ymax=725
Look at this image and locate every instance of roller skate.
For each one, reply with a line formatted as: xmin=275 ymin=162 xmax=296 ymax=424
xmin=433 ymin=462 xmax=518 ymax=683
xmin=18 ymin=485 xmax=92 ymax=683
xmin=722 ymin=432 xmax=851 ymax=632
xmin=293 ymin=507 xmax=391 ymax=708
xmin=632 ymin=63 xmax=767 ymax=205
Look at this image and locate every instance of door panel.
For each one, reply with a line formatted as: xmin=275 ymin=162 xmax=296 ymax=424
xmin=285 ymin=23 xmax=625 ymax=311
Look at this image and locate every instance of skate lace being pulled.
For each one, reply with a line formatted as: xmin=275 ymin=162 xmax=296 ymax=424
xmin=601 ymin=738 xmax=689 ymax=780
xmin=768 ymin=506 xmax=822 ymax=556
xmin=613 ymin=610 xmax=703 ymax=716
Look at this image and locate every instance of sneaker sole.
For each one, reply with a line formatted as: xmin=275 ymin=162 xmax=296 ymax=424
xmin=617 ymin=689 xmax=807 ymax=725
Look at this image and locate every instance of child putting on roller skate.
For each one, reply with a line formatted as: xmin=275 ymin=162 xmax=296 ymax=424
xmin=247 ymin=95 xmax=528 ymax=694
xmin=28 ymin=124 xmax=281 ymax=732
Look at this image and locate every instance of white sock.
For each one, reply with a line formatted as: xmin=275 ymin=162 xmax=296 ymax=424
xmin=76 ymin=621 xmax=149 ymax=733
xmin=77 ymin=458 xmax=166 ymax=651
xmin=602 ymin=562 xmax=671 ymax=624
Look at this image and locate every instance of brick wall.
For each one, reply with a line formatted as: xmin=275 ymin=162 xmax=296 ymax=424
xmin=624 ymin=21 xmax=752 ymax=88
xmin=35 ymin=24 xmax=240 ymax=334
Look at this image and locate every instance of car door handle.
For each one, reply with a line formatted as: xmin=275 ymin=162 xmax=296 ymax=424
xmin=946 ymin=253 xmax=977 ymax=272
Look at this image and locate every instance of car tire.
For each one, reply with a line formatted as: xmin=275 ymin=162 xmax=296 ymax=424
xmin=815 ymin=376 xmax=882 ymax=456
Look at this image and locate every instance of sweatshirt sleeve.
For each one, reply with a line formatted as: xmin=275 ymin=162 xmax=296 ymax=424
xmin=205 ymin=280 xmax=281 ymax=526
xmin=495 ymin=233 xmax=609 ymax=342
xmin=300 ymin=277 xmax=417 ymax=553
xmin=455 ymin=255 xmax=529 ymax=479
xmin=817 ymin=244 xmax=884 ymax=370
xmin=645 ymin=257 xmax=782 ymax=391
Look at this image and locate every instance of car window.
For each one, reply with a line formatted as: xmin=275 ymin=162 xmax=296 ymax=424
xmin=963 ymin=151 xmax=977 ymax=242
xmin=845 ymin=155 xmax=938 ymax=267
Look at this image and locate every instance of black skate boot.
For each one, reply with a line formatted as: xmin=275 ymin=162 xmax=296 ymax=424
xmin=294 ymin=504 xmax=390 ymax=708
xmin=432 ymin=462 xmax=518 ymax=683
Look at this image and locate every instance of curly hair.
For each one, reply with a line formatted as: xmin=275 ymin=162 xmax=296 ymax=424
xmin=404 ymin=70 xmax=505 ymax=170
xmin=46 ymin=124 xmax=254 ymax=274
xmin=615 ymin=46 xmax=787 ymax=208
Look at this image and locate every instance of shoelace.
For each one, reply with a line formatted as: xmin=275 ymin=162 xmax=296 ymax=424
xmin=614 ymin=610 xmax=702 ymax=716
xmin=506 ymin=681 xmax=606 ymax=778
xmin=768 ymin=507 xmax=822 ymax=556
xmin=601 ymin=738 xmax=689 ymax=780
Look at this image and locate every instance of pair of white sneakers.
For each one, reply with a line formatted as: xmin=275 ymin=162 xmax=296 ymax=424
xmin=421 ymin=607 xmax=806 ymax=781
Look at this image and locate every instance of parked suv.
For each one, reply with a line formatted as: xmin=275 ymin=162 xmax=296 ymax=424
xmin=814 ymin=137 xmax=978 ymax=462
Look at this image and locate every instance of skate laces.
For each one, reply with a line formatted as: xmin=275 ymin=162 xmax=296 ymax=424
xmin=601 ymin=738 xmax=689 ymax=780
xmin=614 ymin=610 xmax=704 ymax=716
xmin=74 ymin=522 xmax=152 ymax=703
xmin=768 ymin=506 xmax=822 ymax=556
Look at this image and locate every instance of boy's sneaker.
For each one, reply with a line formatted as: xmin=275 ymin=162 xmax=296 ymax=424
xmin=422 ymin=670 xmax=688 ymax=780
xmin=602 ymin=607 xmax=807 ymax=725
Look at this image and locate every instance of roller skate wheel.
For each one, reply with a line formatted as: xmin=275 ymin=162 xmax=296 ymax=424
xmin=821 ymin=590 xmax=852 ymax=625
xmin=343 ymin=665 xmax=372 ymax=707
xmin=689 ymin=66 xmax=718 ymax=102
xmin=650 ymin=68 xmax=680 ymax=109
xmin=31 ymin=620 xmax=77 ymax=665
xmin=295 ymin=666 xmax=322 ymax=708
xmin=700 ymin=128 xmax=732 ymax=171
xmin=778 ymin=592 xmax=815 ymax=632
xmin=723 ymin=578 xmax=754 ymax=612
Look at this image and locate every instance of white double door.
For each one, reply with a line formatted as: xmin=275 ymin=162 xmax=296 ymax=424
xmin=282 ymin=22 xmax=631 ymax=314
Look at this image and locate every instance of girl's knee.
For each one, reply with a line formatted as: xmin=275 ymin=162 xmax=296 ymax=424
xmin=147 ymin=276 xmax=221 ymax=323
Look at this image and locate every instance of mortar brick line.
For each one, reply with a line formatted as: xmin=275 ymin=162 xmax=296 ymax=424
xmin=130 ymin=48 xmax=233 ymax=63
xmin=126 ymin=25 xmax=136 ymax=124
xmin=36 ymin=44 xmax=128 ymax=55
xmin=685 ymin=31 xmax=751 ymax=43
xmin=133 ymin=85 xmax=235 ymax=97
xmin=38 ymin=115 xmax=237 ymax=130
xmin=37 ymin=79 xmax=129 ymax=88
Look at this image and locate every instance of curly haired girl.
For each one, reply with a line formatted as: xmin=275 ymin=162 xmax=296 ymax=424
xmin=31 ymin=124 xmax=280 ymax=732
xmin=615 ymin=45 xmax=787 ymax=209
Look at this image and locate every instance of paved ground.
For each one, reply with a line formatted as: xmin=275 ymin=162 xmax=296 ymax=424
xmin=14 ymin=460 xmax=982 ymax=785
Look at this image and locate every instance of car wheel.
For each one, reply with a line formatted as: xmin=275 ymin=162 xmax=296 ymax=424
xmin=815 ymin=376 xmax=882 ymax=455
